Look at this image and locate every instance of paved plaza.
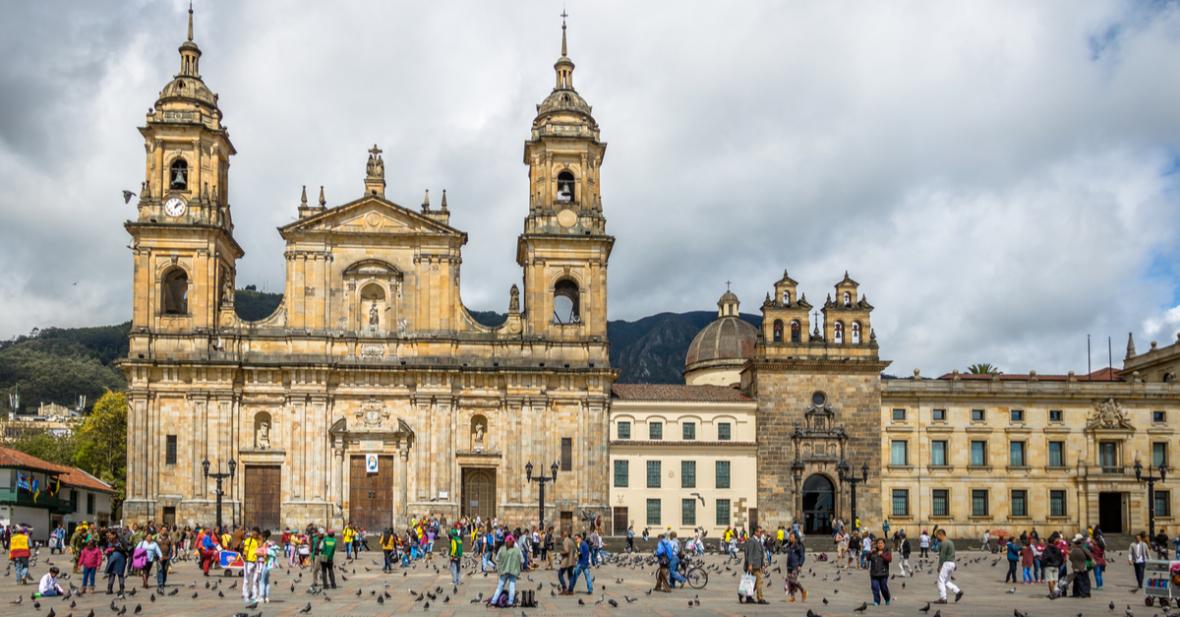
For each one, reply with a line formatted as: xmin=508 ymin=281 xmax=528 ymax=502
xmin=0 ymin=547 xmax=1164 ymax=617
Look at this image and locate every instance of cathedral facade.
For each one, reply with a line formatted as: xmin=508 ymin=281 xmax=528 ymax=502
xmin=122 ymin=11 xmax=612 ymax=531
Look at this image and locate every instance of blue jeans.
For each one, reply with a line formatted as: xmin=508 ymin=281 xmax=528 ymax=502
xmin=492 ymin=573 xmax=517 ymax=605
xmin=450 ymin=559 xmax=461 ymax=585
xmin=345 ymin=542 xmax=353 ymax=558
xmin=156 ymin=559 xmax=169 ymax=588
xmin=383 ymin=550 xmax=394 ymax=571
xmin=1094 ymin=564 xmax=1105 ymax=588
xmin=558 ymin=567 xmax=572 ymax=590
xmin=13 ymin=557 xmax=29 ymax=582
xmin=871 ymin=576 xmax=891 ymax=604
xmin=258 ymin=566 xmax=271 ymax=599
xmin=570 ymin=564 xmax=593 ymax=593
xmin=482 ymin=552 xmax=493 ymax=572
xmin=1033 ymin=559 xmax=1042 ymax=581
xmin=82 ymin=567 xmax=96 ymax=588
xmin=668 ymin=557 xmax=687 ymax=588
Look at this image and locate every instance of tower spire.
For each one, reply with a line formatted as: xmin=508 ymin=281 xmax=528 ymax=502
xmin=553 ymin=9 xmax=575 ymax=90
xmin=187 ymin=1 xmax=194 ymax=42
xmin=560 ymin=7 xmax=568 ymax=57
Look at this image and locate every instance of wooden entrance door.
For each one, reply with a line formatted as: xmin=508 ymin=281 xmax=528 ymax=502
xmin=461 ymin=468 xmax=496 ymax=521
xmin=612 ymin=507 xmax=628 ymax=535
xmin=243 ymin=466 xmax=281 ymax=531
xmin=350 ymin=456 xmax=394 ymax=532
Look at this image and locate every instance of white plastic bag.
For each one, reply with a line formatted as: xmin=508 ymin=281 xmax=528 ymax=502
xmin=738 ymin=573 xmax=756 ymax=597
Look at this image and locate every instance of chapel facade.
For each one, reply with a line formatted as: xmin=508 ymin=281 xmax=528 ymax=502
xmin=121 ymin=9 xmax=613 ymax=531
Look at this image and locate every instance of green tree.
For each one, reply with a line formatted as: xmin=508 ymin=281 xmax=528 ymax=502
xmin=74 ymin=390 xmax=128 ymax=509
xmin=966 ymin=363 xmax=1001 ymax=375
xmin=8 ymin=431 xmax=77 ymax=466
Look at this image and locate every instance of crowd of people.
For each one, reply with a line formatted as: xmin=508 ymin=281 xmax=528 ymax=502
xmin=4 ymin=515 xmax=1180 ymax=610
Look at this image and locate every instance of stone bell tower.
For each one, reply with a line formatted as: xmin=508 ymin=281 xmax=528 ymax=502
xmin=517 ymin=14 xmax=614 ymax=342
xmin=126 ymin=2 xmax=241 ymax=334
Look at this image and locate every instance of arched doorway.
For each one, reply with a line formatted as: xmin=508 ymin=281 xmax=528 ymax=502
xmin=462 ymin=467 xmax=496 ymax=521
xmin=802 ymin=474 xmax=835 ymax=535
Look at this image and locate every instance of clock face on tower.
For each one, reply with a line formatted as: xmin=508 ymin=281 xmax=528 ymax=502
xmin=163 ymin=197 xmax=187 ymax=217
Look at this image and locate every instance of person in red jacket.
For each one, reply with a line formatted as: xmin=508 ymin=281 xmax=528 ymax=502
xmin=8 ymin=526 xmax=32 ymax=584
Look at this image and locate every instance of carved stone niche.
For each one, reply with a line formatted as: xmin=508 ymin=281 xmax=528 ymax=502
xmin=343 ymin=259 xmax=403 ymax=335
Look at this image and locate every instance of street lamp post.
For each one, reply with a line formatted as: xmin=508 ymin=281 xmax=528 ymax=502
xmin=1134 ymin=459 xmax=1167 ymax=542
xmin=838 ymin=459 xmax=869 ymax=531
xmin=526 ymin=461 xmax=559 ymax=532
xmin=202 ymin=457 xmax=237 ymax=530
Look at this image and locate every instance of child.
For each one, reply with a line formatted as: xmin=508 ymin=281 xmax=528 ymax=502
xmin=1021 ymin=541 xmax=1034 ymax=583
xmin=35 ymin=566 xmax=64 ymax=598
xmin=79 ymin=540 xmax=104 ymax=593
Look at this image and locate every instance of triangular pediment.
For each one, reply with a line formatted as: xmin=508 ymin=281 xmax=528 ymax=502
xmin=279 ymin=195 xmax=462 ymax=238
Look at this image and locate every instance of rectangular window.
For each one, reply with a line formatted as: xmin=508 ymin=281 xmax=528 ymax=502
xmin=69 ymin=489 xmax=78 ymax=512
xmin=86 ymin=493 xmax=95 ymax=515
xmin=646 ymin=499 xmax=661 ymax=526
xmin=892 ymin=408 xmax=907 ymax=421
xmin=970 ymin=440 xmax=987 ymax=466
xmin=681 ymin=460 xmax=696 ymax=488
xmin=972 ymin=489 xmax=989 ymax=517
xmin=1153 ymin=442 xmax=1168 ymax=469
xmin=1155 ymin=490 xmax=1171 ymax=517
xmin=1009 ymin=441 xmax=1026 ymax=467
xmin=1153 ymin=410 xmax=1167 ymax=424
xmin=715 ymin=460 xmax=731 ymax=489
xmin=891 ymin=440 xmax=909 ymax=466
xmin=1049 ymin=409 xmax=1063 ymax=423
xmin=716 ymin=499 xmax=731 ymax=525
xmin=932 ymin=489 xmax=949 ymax=517
xmin=892 ymin=489 xmax=910 ymax=516
xmin=1050 ymin=490 xmax=1067 ymax=517
xmin=971 ymin=408 xmax=985 ymax=422
xmin=649 ymin=422 xmax=663 ymax=440
xmin=931 ymin=440 xmax=948 ymax=466
xmin=561 ymin=437 xmax=573 ymax=471
xmin=1011 ymin=489 xmax=1028 ymax=517
xmin=646 ymin=461 xmax=661 ymax=488
xmin=616 ymin=421 xmax=631 ymax=440
xmin=1099 ymin=441 xmax=1118 ymax=470
xmin=165 ymin=435 xmax=177 ymax=465
xmin=682 ymin=422 xmax=696 ymax=441
xmin=681 ymin=498 xmax=696 ymax=526
xmin=717 ymin=422 xmax=732 ymax=441
xmin=613 ymin=460 xmax=629 ymax=487
xmin=1010 ymin=409 xmax=1024 ymax=423
xmin=932 ymin=408 xmax=946 ymax=421
xmin=1048 ymin=441 xmax=1065 ymax=468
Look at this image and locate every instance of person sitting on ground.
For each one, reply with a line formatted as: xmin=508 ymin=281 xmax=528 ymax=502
xmin=35 ymin=566 xmax=64 ymax=598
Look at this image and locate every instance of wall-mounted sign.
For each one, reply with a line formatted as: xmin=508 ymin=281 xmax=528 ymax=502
xmin=365 ymin=454 xmax=379 ymax=473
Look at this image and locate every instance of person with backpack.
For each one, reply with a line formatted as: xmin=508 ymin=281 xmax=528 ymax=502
xmin=448 ymin=528 xmax=463 ymax=586
xmin=1040 ymin=532 xmax=1063 ymax=598
xmin=134 ymin=532 xmax=162 ymax=589
xmin=104 ymin=530 xmax=128 ymax=596
xmin=653 ymin=533 xmax=672 ymax=593
xmin=490 ymin=535 xmax=523 ymax=607
xmin=318 ymin=530 xmax=338 ymax=589
xmin=570 ymin=532 xmax=594 ymax=594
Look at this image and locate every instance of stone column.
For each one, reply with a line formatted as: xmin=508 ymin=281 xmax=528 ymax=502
xmin=399 ymin=445 xmax=411 ymax=527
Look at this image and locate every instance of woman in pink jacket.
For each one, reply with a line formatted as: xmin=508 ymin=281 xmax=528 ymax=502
xmin=79 ymin=540 xmax=104 ymax=593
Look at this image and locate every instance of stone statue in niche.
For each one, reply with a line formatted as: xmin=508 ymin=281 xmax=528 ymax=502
xmin=369 ymin=302 xmax=379 ymax=326
xmin=509 ymin=284 xmax=520 ymax=313
xmin=472 ymin=420 xmax=486 ymax=451
xmin=256 ymin=421 xmax=270 ymax=449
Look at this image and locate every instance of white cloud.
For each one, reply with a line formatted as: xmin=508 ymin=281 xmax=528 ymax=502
xmin=0 ymin=0 xmax=1178 ymax=375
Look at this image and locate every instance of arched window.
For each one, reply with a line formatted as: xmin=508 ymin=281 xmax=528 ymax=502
xmin=553 ymin=278 xmax=580 ymax=324
xmin=170 ymin=158 xmax=189 ymax=191
xmin=790 ymin=320 xmax=801 ymax=343
xmin=834 ymin=321 xmax=844 ymax=344
xmin=161 ymin=268 xmax=189 ymax=315
xmin=851 ymin=321 xmax=862 ymax=344
xmin=842 ymin=291 xmax=851 ymax=307
xmin=772 ymin=319 xmax=784 ymax=343
xmin=556 ymin=171 xmax=575 ymax=203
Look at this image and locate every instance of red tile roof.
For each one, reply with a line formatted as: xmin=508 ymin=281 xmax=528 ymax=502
xmin=0 ymin=446 xmax=113 ymax=493
xmin=611 ymin=384 xmax=752 ymax=402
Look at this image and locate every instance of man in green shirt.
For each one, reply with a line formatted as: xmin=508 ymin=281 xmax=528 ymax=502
xmin=934 ymin=529 xmax=962 ymax=604
xmin=449 ymin=529 xmax=463 ymax=586
xmin=319 ymin=530 xmax=338 ymax=589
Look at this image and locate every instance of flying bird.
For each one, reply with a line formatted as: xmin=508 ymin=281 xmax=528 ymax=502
xmin=122 ymin=190 xmax=136 ymax=204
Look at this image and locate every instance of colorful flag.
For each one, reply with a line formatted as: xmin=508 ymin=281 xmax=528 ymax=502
xmin=31 ymin=478 xmax=40 ymax=502
xmin=15 ymin=473 xmax=29 ymax=492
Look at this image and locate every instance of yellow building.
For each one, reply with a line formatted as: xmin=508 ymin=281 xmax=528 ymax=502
xmin=121 ymin=9 xmax=613 ymax=531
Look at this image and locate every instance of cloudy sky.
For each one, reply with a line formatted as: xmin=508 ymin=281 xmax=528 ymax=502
xmin=1 ymin=0 xmax=1179 ymax=375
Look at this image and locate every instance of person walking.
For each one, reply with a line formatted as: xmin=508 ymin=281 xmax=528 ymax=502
xmin=380 ymin=528 xmax=396 ymax=572
xmin=1004 ymin=536 xmax=1020 ymax=584
xmin=104 ymin=531 xmax=128 ymax=596
xmin=79 ymin=540 xmax=103 ymax=594
xmin=319 ymin=530 xmax=338 ymax=589
xmin=135 ymin=532 xmax=162 ymax=589
xmin=1129 ymin=532 xmax=1149 ymax=590
xmin=8 ymin=526 xmax=31 ymax=584
xmin=1063 ymin=534 xmax=1093 ymax=598
xmin=667 ymin=531 xmax=687 ymax=589
xmin=570 ymin=532 xmax=594 ymax=594
xmin=156 ymin=530 xmax=173 ymax=589
xmin=898 ymin=531 xmax=912 ymax=577
xmin=558 ymin=529 xmax=576 ymax=594
xmin=1041 ymin=532 xmax=1063 ymax=598
xmin=1020 ymin=539 xmax=1034 ymax=584
xmin=784 ymin=531 xmax=807 ymax=602
xmin=241 ymin=528 xmax=262 ymax=605
xmin=448 ymin=528 xmax=463 ymax=586
xmin=1091 ymin=534 xmax=1106 ymax=589
xmin=741 ymin=526 xmax=768 ymax=605
xmin=257 ymin=530 xmax=280 ymax=604
xmin=625 ymin=524 xmax=635 ymax=553
xmin=934 ymin=529 xmax=962 ymax=604
xmin=653 ymin=533 xmax=672 ymax=592
xmin=868 ymin=538 xmax=893 ymax=606
xmin=919 ymin=529 xmax=931 ymax=559
xmin=490 ymin=535 xmax=523 ymax=606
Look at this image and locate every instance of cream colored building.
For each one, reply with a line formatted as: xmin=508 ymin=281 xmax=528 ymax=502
xmin=121 ymin=10 xmax=613 ymax=531
xmin=608 ymin=384 xmax=758 ymax=537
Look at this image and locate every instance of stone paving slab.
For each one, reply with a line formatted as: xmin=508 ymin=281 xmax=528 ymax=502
xmin=0 ymin=550 xmax=1163 ymax=617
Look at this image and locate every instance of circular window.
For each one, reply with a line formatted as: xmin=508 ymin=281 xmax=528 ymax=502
xmin=811 ymin=391 xmax=827 ymax=406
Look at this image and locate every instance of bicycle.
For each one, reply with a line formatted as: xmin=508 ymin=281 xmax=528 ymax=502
xmin=679 ymin=558 xmax=709 ymax=590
